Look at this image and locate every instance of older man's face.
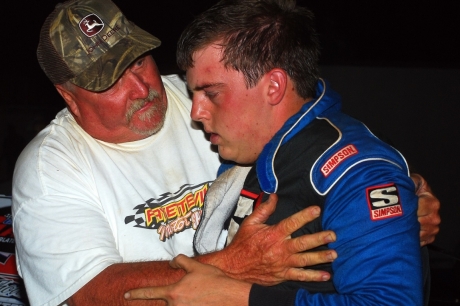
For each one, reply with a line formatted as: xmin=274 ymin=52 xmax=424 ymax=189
xmin=66 ymin=54 xmax=167 ymax=143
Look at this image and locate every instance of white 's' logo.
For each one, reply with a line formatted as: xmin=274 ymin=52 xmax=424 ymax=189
xmin=367 ymin=183 xmax=403 ymax=221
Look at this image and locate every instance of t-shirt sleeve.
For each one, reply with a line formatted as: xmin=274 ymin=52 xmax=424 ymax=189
xmin=14 ymin=195 xmax=121 ymax=305
xmin=12 ymin=139 xmax=122 ymax=305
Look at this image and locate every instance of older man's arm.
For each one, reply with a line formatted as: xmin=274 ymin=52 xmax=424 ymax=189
xmin=68 ymin=195 xmax=336 ymax=305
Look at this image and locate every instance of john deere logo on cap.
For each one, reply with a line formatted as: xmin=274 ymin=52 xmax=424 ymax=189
xmin=79 ymin=14 xmax=105 ymax=37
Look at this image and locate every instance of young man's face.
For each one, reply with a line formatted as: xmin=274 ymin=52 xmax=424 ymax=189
xmin=62 ymin=54 xmax=168 ymax=143
xmin=186 ymin=44 xmax=274 ymax=165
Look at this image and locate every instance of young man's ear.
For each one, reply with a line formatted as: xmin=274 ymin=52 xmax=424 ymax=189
xmin=55 ymin=84 xmax=81 ymax=118
xmin=266 ymin=69 xmax=287 ymax=106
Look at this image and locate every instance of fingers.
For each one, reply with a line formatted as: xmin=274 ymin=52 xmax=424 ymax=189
xmin=284 ymin=267 xmax=332 ymax=282
xmin=169 ymin=254 xmax=195 ymax=270
xmin=420 ymin=234 xmax=434 ymax=247
xmin=125 ymin=255 xmax=194 ymax=301
xmin=244 ymin=193 xmax=278 ymax=225
xmin=288 ymin=230 xmax=337 ymax=255
xmin=411 ymin=173 xmax=433 ymax=194
xmin=410 ymin=173 xmax=423 ymax=193
xmin=417 ymin=193 xmax=441 ymax=218
xmin=124 ymin=286 xmax=169 ymax=301
xmin=290 ymin=247 xmax=337 ymax=268
xmin=416 ymin=191 xmax=440 ymax=246
xmin=241 ymin=195 xmax=324 ymax=239
xmin=281 ymin=246 xmax=337 ymax=282
xmin=419 ymin=224 xmax=439 ymax=246
xmin=419 ymin=202 xmax=440 ymax=246
xmin=277 ymin=205 xmax=322 ymax=237
xmin=417 ymin=180 xmax=433 ymax=194
xmin=418 ymin=210 xmax=441 ymax=231
xmin=411 ymin=173 xmax=441 ymax=246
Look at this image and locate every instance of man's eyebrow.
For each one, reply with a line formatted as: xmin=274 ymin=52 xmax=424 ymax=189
xmin=189 ymin=82 xmax=224 ymax=92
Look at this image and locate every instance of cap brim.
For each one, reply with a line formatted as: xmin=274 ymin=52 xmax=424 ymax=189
xmin=71 ymin=25 xmax=161 ymax=92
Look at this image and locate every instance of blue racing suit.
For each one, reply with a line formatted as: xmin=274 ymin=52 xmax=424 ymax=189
xmin=213 ymin=79 xmax=423 ymax=305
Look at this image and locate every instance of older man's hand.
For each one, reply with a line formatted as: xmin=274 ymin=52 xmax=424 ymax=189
xmin=211 ymin=194 xmax=337 ymax=286
xmin=125 ymin=255 xmax=251 ymax=306
xmin=411 ymin=173 xmax=441 ymax=246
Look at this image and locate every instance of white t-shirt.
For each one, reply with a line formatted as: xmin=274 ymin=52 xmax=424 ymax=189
xmin=12 ymin=75 xmax=220 ymax=306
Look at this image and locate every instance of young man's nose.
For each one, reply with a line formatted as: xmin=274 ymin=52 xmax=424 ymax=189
xmin=190 ymin=97 xmax=210 ymax=122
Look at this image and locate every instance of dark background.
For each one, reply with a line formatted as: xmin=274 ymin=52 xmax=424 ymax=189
xmin=1 ymin=1 xmax=459 ymax=304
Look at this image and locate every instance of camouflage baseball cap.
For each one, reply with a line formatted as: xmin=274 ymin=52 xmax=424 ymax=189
xmin=37 ymin=0 xmax=161 ymax=92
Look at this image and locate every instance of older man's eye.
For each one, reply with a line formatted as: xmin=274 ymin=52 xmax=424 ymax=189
xmin=130 ymin=58 xmax=145 ymax=69
xmin=135 ymin=58 xmax=144 ymax=66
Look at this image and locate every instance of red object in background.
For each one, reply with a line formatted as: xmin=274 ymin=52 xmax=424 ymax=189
xmin=0 ymin=197 xmax=28 ymax=305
